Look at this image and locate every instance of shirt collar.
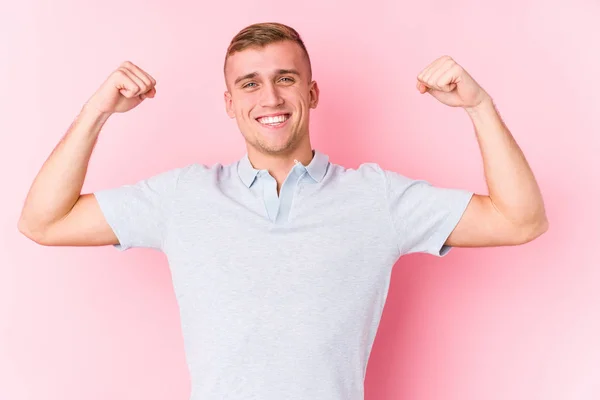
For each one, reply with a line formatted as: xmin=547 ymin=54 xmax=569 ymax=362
xmin=237 ymin=149 xmax=329 ymax=188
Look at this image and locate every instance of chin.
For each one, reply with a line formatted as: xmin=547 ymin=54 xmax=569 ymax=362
xmin=255 ymin=137 xmax=297 ymax=154
xmin=260 ymin=142 xmax=295 ymax=154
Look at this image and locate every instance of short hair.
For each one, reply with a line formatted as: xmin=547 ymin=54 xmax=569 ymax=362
xmin=224 ymin=22 xmax=312 ymax=80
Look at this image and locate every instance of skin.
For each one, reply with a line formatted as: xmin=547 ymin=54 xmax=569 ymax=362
xmin=18 ymin=49 xmax=547 ymax=249
xmin=223 ymin=41 xmax=319 ymax=190
xmin=415 ymin=55 xmax=548 ymax=246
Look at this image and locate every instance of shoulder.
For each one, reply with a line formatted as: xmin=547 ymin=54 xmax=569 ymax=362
xmin=328 ymin=161 xmax=418 ymax=190
xmin=328 ymin=161 xmax=386 ymax=182
xmin=170 ymin=160 xmax=236 ymax=185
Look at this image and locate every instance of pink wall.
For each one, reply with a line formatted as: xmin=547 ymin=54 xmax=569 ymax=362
xmin=2 ymin=0 xmax=599 ymax=399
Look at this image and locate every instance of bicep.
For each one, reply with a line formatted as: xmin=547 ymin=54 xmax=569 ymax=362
xmin=444 ymin=194 xmax=531 ymax=248
xmin=37 ymin=193 xmax=119 ymax=247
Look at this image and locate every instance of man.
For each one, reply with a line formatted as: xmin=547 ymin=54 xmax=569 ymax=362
xmin=18 ymin=22 xmax=547 ymax=400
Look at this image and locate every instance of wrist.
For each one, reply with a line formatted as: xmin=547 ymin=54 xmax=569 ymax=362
xmin=464 ymin=94 xmax=494 ymax=116
xmin=81 ymin=103 xmax=113 ymax=122
xmin=76 ymin=104 xmax=113 ymax=135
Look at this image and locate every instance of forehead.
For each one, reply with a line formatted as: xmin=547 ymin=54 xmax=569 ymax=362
xmin=225 ymin=41 xmax=309 ymax=82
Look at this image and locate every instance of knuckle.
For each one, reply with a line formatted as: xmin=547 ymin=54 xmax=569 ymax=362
xmin=113 ymin=69 xmax=127 ymax=80
xmin=127 ymin=86 xmax=140 ymax=97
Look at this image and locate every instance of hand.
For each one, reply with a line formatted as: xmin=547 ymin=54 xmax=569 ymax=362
xmin=416 ymin=56 xmax=489 ymax=109
xmin=84 ymin=61 xmax=157 ymax=115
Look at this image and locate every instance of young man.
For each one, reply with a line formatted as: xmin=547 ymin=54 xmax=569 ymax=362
xmin=18 ymin=22 xmax=547 ymax=400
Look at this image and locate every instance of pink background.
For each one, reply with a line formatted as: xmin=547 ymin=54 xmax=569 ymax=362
xmin=2 ymin=0 xmax=599 ymax=399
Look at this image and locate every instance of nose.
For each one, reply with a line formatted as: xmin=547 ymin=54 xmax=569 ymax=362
xmin=259 ymin=82 xmax=284 ymax=108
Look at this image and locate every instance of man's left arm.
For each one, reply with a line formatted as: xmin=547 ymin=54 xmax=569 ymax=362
xmin=416 ymin=56 xmax=549 ymax=247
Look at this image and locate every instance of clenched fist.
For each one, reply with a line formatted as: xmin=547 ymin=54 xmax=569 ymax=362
xmin=84 ymin=61 xmax=157 ymax=114
xmin=416 ymin=55 xmax=489 ymax=109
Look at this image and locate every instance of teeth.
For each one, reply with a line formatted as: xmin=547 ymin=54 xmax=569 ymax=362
xmin=258 ymin=114 xmax=289 ymax=125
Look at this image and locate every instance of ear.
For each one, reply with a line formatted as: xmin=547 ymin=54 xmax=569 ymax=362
xmin=309 ymin=81 xmax=320 ymax=109
xmin=224 ymin=91 xmax=235 ymax=118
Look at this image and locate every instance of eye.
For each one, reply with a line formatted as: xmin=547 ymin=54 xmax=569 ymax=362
xmin=242 ymin=82 xmax=257 ymax=89
xmin=279 ymin=77 xmax=295 ymax=83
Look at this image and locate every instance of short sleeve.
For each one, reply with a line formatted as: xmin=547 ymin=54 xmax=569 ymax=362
xmin=93 ymin=167 xmax=184 ymax=251
xmin=383 ymin=168 xmax=474 ymax=257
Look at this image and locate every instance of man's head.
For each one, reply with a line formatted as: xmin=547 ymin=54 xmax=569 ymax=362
xmin=223 ymin=22 xmax=319 ymax=157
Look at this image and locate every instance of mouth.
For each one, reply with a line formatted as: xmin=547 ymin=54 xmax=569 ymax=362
xmin=255 ymin=113 xmax=291 ymax=129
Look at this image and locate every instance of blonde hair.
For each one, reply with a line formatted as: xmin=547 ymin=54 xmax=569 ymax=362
xmin=224 ymin=22 xmax=312 ymax=79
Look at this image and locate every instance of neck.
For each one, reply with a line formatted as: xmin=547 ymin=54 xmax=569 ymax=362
xmin=246 ymin=142 xmax=314 ymax=193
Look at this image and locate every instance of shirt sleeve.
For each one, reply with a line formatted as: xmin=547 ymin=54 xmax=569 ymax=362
xmin=383 ymin=168 xmax=474 ymax=257
xmin=93 ymin=167 xmax=184 ymax=252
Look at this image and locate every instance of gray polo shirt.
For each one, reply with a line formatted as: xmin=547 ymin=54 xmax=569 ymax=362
xmin=94 ymin=149 xmax=473 ymax=400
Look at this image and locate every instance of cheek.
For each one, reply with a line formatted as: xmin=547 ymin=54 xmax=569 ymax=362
xmin=235 ymin=97 xmax=258 ymax=119
xmin=294 ymin=90 xmax=310 ymax=107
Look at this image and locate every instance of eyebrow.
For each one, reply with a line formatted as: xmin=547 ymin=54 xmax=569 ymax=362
xmin=234 ymin=69 xmax=301 ymax=85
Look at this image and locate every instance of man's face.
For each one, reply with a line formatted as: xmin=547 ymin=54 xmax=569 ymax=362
xmin=224 ymin=41 xmax=319 ymax=156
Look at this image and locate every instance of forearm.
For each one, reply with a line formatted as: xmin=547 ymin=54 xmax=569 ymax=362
xmin=18 ymin=106 xmax=111 ymax=235
xmin=465 ymin=96 xmax=548 ymax=227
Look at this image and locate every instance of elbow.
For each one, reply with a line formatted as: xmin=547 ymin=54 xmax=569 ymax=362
xmin=17 ymin=217 xmax=47 ymax=244
xmin=518 ymin=216 xmax=549 ymax=244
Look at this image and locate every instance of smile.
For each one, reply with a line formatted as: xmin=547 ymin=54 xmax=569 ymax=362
xmin=256 ymin=114 xmax=290 ymax=127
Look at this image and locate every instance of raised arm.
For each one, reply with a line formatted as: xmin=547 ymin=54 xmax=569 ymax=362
xmin=415 ymin=56 xmax=548 ymax=247
xmin=18 ymin=61 xmax=157 ymax=246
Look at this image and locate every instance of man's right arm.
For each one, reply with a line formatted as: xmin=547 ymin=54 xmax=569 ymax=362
xmin=17 ymin=61 xmax=157 ymax=246
xmin=18 ymin=107 xmax=119 ymax=246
